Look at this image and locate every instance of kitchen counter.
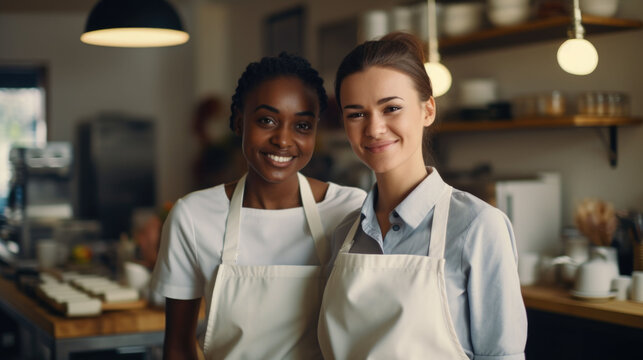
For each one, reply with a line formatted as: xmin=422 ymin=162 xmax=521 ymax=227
xmin=522 ymin=285 xmax=643 ymax=329
xmin=0 ymin=276 xmax=203 ymax=359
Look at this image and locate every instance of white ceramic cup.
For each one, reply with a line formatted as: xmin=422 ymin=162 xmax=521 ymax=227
xmin=631 ymin=271 xmax=643 ymax=302
xmin=579 ymin=0 xmax=619 ymax=17
xmin=124 ymin=261 xmax=151 ymax=290
xmin=518 ymin=252 xmax=540 ymax=286
xmin=36 ymin=239 xmax=59 ymax=269
xmin=611 ymin=275 xmax=631 ymax=301
xmin=574 ymin=259 xmax=616 ymax=294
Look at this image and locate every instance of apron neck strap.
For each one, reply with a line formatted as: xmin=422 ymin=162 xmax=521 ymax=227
xmin=298 ymin=173 xmax=330 ymax=264
xmin=427 ymin=185 xmax=452 ymax=258
xmin=222 ymin=173 xmax=328 ymax=265
xmin=221 ymin=173 xmax=246 ymax=264
xmin=339 ymin=216 xmax=360 ymax=254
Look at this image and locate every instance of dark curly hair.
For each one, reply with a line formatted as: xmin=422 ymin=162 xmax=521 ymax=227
xmin=229 ymin=52 xmax=328 ymax=130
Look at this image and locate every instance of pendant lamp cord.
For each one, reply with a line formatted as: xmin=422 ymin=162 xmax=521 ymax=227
xmin=570 ymin=0 xmax=585 ymax=39
xmin=427 ymin=0 xmax=440 ymax=63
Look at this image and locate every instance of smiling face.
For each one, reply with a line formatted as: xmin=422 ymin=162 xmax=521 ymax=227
xmin=340 ymin=66 xmax=435 ymax=175
xmin=235 ymin=76 xmax=320 ymax=184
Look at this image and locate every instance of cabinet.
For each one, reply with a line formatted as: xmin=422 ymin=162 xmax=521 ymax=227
xmin=434 ymin=14 xmax=642 ymax=167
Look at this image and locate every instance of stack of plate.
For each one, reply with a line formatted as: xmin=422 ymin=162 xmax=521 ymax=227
xmin=35 ymin=272 xmax=142 ymax=317
xmin=36 ymin=282 xmax=102 ymax=317
xmin=70 ymin=275 xmax=140 ymax=303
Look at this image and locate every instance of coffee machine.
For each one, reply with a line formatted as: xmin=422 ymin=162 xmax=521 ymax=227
xmin=0 ymin=142 xmax=74 ymax=261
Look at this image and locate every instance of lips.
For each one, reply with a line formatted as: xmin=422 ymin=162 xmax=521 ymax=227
xmin=364 ymin=140 xmax=398 ymax=153
xmin=266 ymin=154 xmax=294 ymax=163
xmin=264 ymin=152 xmax=295 ymax=167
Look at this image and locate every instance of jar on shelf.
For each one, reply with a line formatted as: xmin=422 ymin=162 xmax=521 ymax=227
xmin=537 ymin=90 xmax=566 ymax=116
xmin=513 ymin=91 xmax=566 ymax=118
xmin=578 ymin=91 xmax=630 ymax=116
xmin=512 ymin=95 xmax=538 ymax=118
xmin=606 ymin=92 xmax=630 ymax=116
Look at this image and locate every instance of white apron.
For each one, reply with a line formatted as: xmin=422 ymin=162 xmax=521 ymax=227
xmin=318 ymin=185 xmax=469 ymax=360
xmin=202 ymin=173 xmax=326 ymax=360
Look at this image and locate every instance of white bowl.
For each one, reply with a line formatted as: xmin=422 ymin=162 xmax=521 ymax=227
xmin=580 ymin=0 xmax=619 ymax=17
xmin=488 ymin=5 xmax=531 ymax=27
xmin=459 ymin=78 xmax=498 ymax=108
xmin=441 ymin=2 xmax=485 ymax=37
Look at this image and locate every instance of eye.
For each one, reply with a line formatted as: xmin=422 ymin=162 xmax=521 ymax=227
xmin=345 ymin=112 xmax=365 ymax=119
xmin=384 ymin=105 xmax=402 ymax=113
xmin=257 ymin=116 xmax=276 ymax=127
xmin=295 ymin=121 xmax=314 ymax=132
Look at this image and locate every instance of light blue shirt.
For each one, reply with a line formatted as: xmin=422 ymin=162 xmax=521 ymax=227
xmin=328 ymin=167 xmax=527 ymax=360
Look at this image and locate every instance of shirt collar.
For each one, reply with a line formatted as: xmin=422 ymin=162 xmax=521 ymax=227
xmin=361 ymin=166 xmax=447 ymax=230
xmin=359 ymin=185 xmax=381 ymax=242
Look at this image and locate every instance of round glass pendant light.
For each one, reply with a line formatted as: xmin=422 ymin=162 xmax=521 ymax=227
xmin=424 ymin=0 xmax=451 ymax=97
xmin=557 ymin=38 xmax=598 ymax=75
xmin=557 ymin=0 xmax=598 ymax=75
xmin=425 ymin=62 xmax=452 ymax=97
xmin=81 ymin=0 xmax=189 ymax=47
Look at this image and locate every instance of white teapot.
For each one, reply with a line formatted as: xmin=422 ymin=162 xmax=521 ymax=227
xmin=573 ymin=246 xmax=619 ymax=296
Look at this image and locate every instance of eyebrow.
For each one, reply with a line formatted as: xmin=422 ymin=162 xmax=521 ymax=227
xmin=254 ymin=104 xmax=279 ymax=113
xmin=254 ymin=104 xmax=316 ymax=117
xmin=343 ymin=96 xmax=404 ymax=110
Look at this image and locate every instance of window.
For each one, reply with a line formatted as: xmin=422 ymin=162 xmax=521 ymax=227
xmin=0 ymin=66 xmax=47 ymax=211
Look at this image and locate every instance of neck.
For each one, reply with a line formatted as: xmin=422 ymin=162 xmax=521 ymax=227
xmin=242 ymin=170 xmax=301 ymax=210
xmin=374 ymin=151 xmax=429 ymax=216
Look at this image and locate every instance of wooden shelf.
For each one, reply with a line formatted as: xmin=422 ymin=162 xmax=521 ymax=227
xmin=434 ymin=115 xmax=642 ymax=133
xmin=434 ymin=116 xmax=641 ymax=167
xmin=439 ymin=15 xmax=643 ymax=56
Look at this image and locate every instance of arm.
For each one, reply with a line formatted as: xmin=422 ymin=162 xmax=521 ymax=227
xmin=163 ymin=298 xmax=201 ymax=360
xmin=465 ymin=208 xmax=527 ymax=360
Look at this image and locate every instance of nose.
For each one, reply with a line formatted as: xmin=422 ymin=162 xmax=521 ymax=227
xmin=364 ymin=113 xmax=387 ymax=138
xmin=270 ymin=125 xmax=294 ymax=148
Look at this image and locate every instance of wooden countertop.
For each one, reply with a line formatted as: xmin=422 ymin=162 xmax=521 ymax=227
xmin=5 ymin=276 xmax=640 ymax=338
xmin=0 ymin=277 xmax=170 ymax=339
xmin=522 ymin=285 xmax=643 ymax=329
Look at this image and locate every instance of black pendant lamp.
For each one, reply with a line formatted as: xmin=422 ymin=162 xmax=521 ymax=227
xmin=81 ymin=0 xmax=189 ymax=47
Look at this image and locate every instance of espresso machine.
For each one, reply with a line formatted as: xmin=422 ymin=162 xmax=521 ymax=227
xmin=0 ymin=142 xmax=74 ymax=262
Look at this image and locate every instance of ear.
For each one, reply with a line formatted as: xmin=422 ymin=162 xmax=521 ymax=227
xmin=422 ymin=97 xmax=436 ymax=127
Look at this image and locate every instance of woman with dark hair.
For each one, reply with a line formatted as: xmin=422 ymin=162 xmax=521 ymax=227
xmin=318 ymin=32 xmax=527 ymax=360
xmin=151 ymin=53 xmax=366 ymax=359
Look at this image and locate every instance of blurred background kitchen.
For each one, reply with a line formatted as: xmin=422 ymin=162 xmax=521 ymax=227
xmin=0 ymin=0 xmax=641 ymax=359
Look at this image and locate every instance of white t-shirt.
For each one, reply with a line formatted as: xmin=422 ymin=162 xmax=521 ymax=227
xmin=151 ymin=181 xmax=366 ymax=308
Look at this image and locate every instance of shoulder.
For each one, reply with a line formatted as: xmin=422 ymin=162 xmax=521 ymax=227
xmin=323 ymin=182 xmax=367 ymax=205
xmin=171 ymin=184 xmax=229 ymax=222
xmin=306 ymin=177 xmax=331 ymax=203
xmin=306 ymin=177 xmax=367 ymax=205
xmin=449 ymin=188 xmax=508 ymax=232
xmin=318 ymin=184 xmax=365 ymax=233
xmin=448 ymin=187 xmax=517 ymax=265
